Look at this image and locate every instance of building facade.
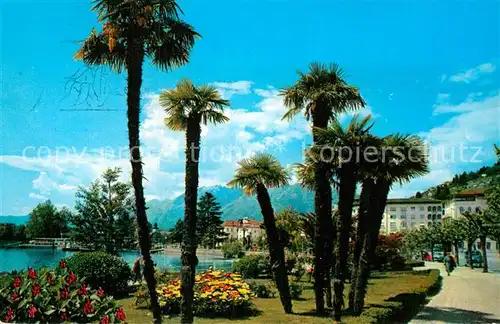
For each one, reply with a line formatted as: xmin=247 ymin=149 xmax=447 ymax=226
xmin=353 ymin=198 xmax=444 ymax=234
xmin=443 ymin=189 xmax=497 ymax=253
xmin=223 ymin=218 xmax=264 ymax=241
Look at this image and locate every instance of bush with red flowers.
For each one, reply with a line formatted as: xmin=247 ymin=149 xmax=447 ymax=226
xmin=0 ymin=261 xmax=125 ymax=323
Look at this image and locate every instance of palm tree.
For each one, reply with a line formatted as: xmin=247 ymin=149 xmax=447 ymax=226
xmin=350 ymin=134 xmax=428 ymax=315
xmin=227 ymin=153 xmax=293 ymax=314
xmin=281 ymin=62 xmax=365 ymax=312
xmin=313 ymin=115 xmax=375 ymax=320
xmin=75 ymin=2 xmax=199 ymax=322
xmin=160 ymin=79 xmax=229 ymax=323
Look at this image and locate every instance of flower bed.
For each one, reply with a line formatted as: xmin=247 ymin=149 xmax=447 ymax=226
xmin=135 ymin=269 xmax=254 ymax=317
xmin=0 ymin=260 xmax=125 ymax=323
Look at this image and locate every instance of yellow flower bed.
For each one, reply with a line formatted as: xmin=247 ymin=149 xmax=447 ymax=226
xmin=136 ymin=269 xmax=254 ymax=317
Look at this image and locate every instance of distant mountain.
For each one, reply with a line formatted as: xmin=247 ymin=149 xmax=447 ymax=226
xmin=0 ymin=215 xmax=30 ymax=225
xmin=147 ymin=184 xmax=339 ymax=229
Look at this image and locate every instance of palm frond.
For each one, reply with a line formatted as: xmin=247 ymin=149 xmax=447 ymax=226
xmin=74 ymin=29 xmax=126 ymax=73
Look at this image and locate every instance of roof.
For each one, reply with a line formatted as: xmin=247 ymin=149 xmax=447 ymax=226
xmin=223 ymin=219 xmax=262 ymax=229
xmin=453 ymin=188 xmax=487 ymax=197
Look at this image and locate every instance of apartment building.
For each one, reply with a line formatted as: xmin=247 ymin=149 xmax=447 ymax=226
xmin=353 ymin=198 xmax=443 ymax=234
xmin=223 ymin=218 xmax=263 ymax=241
xmin=443 ymin=189 xmax=497 ymax=253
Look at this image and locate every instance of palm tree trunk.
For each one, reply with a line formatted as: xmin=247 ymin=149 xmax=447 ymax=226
xmin=467 ymin=239 xmax=474 ymax=269
xmin=333 ymin=167 xmax=358 ymax=321
xmin=256 ymin=183 xmax=293 ymax=314
xmin=311 ymin=116 xmax=333 ymax=314
xmin=180 ymin=121 xmax=201 ymax=324
xmin=480 ymin=236 xmax=488 ymax=273
xmin=325 ymin=269 xmax=332 ymax=308
xmin=126 ymin=31 xmax=161 ymax=324
xmin=348 ymin=179 xmax=373 ymax=310
xmin=353 ymin=180 xmax=390 ymax=316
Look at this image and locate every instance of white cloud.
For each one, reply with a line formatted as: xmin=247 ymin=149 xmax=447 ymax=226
xmin=29 ymin=192 xmax=48 ymax=200
xmin=212 ymin=81 xmax=253 ymax=99
xmin=392 ymin=91 xmax=500 ymax=197
xmin=448 ymin=62 xmax=496 ymax=84
xmin=338 ymin=105 xmax=379 ymax=123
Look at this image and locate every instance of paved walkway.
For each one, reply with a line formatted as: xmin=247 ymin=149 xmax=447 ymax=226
xmin=410 ymin=262 xmax=500 ymax=323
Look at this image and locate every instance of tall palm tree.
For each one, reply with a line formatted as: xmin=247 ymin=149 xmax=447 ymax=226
xmin=228 ymin=153 xmax=293 ymax=314
xmin=281 ymin=62 xmax=365 ymax=312
xmin=160 ymin=79 xmax=229 ymax=323
xmin=75 ymin=1 xmax=199 ymax=322
xmin=313 ymin=115 xmax=375 ymax=320
xmin=351 ymin=134 xmax=428 ymax=315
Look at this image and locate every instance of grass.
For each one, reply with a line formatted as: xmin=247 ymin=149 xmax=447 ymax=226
xmin=120 ymin=271 xmax=438 ymax=323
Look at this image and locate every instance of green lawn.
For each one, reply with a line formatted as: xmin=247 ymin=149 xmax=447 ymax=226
xmin=121 ymin=271 xmax=434 ymax=323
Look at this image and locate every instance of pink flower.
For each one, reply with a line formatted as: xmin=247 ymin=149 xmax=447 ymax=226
xmin=13 ymin=277 xmax=21 ymax=288
xmin=97 ymin=287 xmax=105 ymax=297
xmin=28 ymin=305 xmax=37 ymax=318
xmin=101 ymin=315 xmax=110 ymax=324
xmin=78 ymin=283 xmax=88 ymax=295
xmin=59 ymin=260 xmax=67 ymax=269
xmin=4 ymin=308 xmax=14 ymax=322
xmin=115 ymin=307 xmax=126 ymax=321
xmin=28 ymin=268 xmax=37 ymax=279
xmin=83 ymin=299 xmax=93 ymax=314
xmin=60 ymin=288 xmax=69 ymax=300
xmin=11 ymin=291 xmax=19 ymax=301
xmin=67 ymin=272 xmax=77 ymax=285
xmin=32 ymin=283 xmax=41 ymax=297
xmin=60 ymin=312 xmax=69 ymax=321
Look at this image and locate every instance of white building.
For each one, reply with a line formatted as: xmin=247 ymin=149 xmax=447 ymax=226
xmin=444 ymin=189 xmax=497 ymax=253
xmin=354 ymin=198 xmax=444 ymax=234
xmin=223 ymin=218 xmax=263 ymax=241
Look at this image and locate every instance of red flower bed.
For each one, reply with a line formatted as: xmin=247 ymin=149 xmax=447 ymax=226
xmin=0 ymin=261 xmax=125 ymax=323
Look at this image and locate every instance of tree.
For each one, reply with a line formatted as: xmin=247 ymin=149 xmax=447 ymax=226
xmin=463 ymin=208 xmax=500 ymax=273
xmin=313 ymin=115 xmax=375 ymax=319
xmin=0 ymin=224 xmax=26 ymax=242
xmin=75 ymin=2 xmax=199 ymax=321
xmin=350 ymin=134 xmax=428 ymax=315
xmin=25 ymin=201 xmax=69 ymax=239
xmin=228 ymin=153 xmax=293 ymax=314
xmin=196 ymin=192 xmax=227 ymax=248
xmin=415 ymin=191 xmax=423 ymax=198
xmin=161 ymin=79 xmax=229 ymax=323
xmin=442 ymin=218 xmax=465 ymax=265
xmin=168 ymin=220 xmax=184 ymax=244
xmin=71 ymin=168 xmax=135 ymax=253
xmin=281 ymin=62 xmax=365 ymax=313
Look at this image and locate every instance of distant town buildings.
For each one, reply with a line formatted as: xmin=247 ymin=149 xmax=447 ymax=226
xmin=354 ymin=198 xmax=443 ymax=234
xmin=223 ymin=218 xmax=263 ymax=241
xmin=443 ymin=189 xmax=497 ymax=253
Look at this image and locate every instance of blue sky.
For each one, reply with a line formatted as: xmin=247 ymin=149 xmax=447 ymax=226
xmin=1 ymin=0 xmax=499 ymax=215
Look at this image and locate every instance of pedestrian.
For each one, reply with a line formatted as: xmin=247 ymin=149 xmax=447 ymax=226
xmin=443 ymin=252 xmax=456 ymax=276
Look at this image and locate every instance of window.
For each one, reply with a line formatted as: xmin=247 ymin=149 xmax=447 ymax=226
xmin=459 ymin=207 xmax=465 ymax=213
xmin=390 ymin=222 xmax=397 ymax=230
xmin=411 ymin=215 xmax=416 ymax=219
xmin=401 ymin=222 xmax=407 ymax=228
xmin=475 ymin=207 xmax=482 ymax=213
xmin=428 ymin=206 xmax=432 ymax=211
xmin=390 ymin=207 xmax=397 ymax=211
xmin=432 ymin=206 xmax=437 ymax=212
xmin=400 ymin=207 xmax=407 ymax=212
xmin=411 ymin=206 xmax=416 ymax=210
xmin=477 ymin=242 xmax=481 ymax=249
xmin=401 ymin=214 xmax=407 ymax=219
xmin=390 ymin=215 xmax=397 ymax=219
xmin=437 ymin=206 xmax=442 ymax=211
xmin=420 ymin=214 xmax=425 ymax=219
xmin=486 ymin=242 xmax=491 ymax=250
xmin=467 ymin=206 xmax=472 ymax=212
xmin=437 ymin=214 xmax=441 ymax=219
xmin=428 ymin=214 xmax=432 ymax=220
xmin=420 ymin=206 xmax=425 ymax=211
xmin=432 ymin=214 xmax=437 ymax=220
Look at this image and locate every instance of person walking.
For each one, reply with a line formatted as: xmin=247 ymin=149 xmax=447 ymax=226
xmin=443 ymin=252 xmax=456 ymax=276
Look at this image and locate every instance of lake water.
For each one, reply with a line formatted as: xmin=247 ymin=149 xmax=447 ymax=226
xmin=0 ymin=248 xmax=234 ymax=273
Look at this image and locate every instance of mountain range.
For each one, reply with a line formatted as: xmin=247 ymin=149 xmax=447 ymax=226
xmin=146 ymin=184 xmax=338 ymax=229
xmin=0 ymin=184 xmax=337 ymax=230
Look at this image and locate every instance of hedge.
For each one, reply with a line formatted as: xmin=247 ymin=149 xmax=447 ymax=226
xmin=358 ymin=269 xmax=441 ymax=323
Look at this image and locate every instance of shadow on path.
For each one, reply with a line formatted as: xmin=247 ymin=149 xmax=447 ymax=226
xmin=412 ymin=306 xmax=498 ymax=323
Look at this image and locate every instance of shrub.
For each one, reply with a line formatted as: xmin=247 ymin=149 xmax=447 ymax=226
xmin=0 ymin=263 xmax=125 ymax=323
xmin=136 ymin=269 xmax=254 ymax=318
xmin=221 ymin=241 xmax=244 ymax=259
xmin=232 ymin=254 xmax=270 ymax=279
xmin=66 ymin=251 xmax=131 ymax=296
xmin=289 ymin=282 xmax=303 ymax=300
xmin=248 ymin=281 xmax=275 ymax=298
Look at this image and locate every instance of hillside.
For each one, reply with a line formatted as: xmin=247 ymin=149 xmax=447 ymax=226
xmin=418 ymin=161 xmax=500 ymax=200
xmin=147 ymin=184 xmax=338 ymax=229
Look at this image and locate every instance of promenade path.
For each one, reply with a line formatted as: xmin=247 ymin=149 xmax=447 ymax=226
xmin=410 ymin=262 xmax=500 ymax=323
